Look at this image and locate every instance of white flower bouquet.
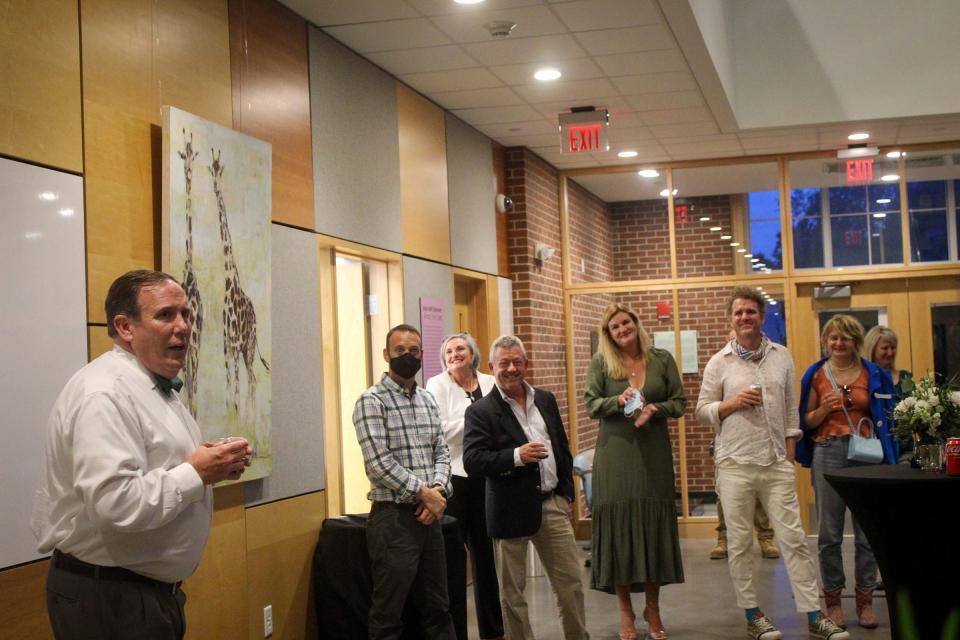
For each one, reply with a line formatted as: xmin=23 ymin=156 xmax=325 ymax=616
xmin=891 ymin=373 xmax=960 ymax=442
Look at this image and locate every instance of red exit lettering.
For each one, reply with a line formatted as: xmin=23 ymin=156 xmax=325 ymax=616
xmin=845 ymin=158 xmax=873 ymax=184
xmin=568 ymin=124 xmax=602 ymax=153
xmin=844 ymin=229 xmax=864 ymax=246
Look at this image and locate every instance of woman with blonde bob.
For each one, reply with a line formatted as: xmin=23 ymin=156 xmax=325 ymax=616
xmin=796 ymin=315 xmax=898 ymax=630
xmin=584 ymin=303 xmax=686 ymax=640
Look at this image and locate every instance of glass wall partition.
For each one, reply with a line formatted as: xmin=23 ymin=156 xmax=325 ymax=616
xmin=901 ymin=148 xmax=960 ymax=263
xmin=788 ymin=156 xmax=904 ymax=269
xmin=673 ymin=163 xmax=782 ymax=276
xmin=567 ymin=171 xmax=670 ymax=284
xmin=569 ymin=289 xmax=681 ymax=519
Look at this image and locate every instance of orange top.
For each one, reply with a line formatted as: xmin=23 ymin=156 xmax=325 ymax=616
xmin=812 ymin=367 xmax=870 ymax=442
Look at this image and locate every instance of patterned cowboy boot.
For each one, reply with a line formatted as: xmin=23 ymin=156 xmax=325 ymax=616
xmin=823 ymin=589 xmax=846 ymax=629
xmin=855 ymin=588 xmax=878 ymax=629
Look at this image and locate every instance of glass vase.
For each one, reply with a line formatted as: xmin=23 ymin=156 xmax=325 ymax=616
xmin=916 ymin=442 xmax=945 ymax=472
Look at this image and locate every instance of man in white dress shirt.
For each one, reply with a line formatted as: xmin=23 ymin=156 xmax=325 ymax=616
xmin=696 ymin=287 xmax=848 ymax=640
xmin=32 ymin=270 xmax=252 ymax=640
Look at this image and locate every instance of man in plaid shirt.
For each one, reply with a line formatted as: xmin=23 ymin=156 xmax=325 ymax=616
xmin=353 ymin=324 xmax=456 ymax=640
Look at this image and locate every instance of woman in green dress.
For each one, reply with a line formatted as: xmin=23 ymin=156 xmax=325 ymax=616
xmin=585 ymin=302 xmax=687 ymax=640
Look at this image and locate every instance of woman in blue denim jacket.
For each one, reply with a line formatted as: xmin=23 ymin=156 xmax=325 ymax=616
xmin=796 ymin=315 xmax=898 ymax=631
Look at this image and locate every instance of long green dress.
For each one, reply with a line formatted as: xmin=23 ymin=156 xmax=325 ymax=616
xmin=584 ymin=347 xmax=687 ymax=593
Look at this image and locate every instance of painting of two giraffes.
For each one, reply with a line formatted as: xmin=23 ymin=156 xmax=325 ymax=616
xmin=163 ymin=106 xmax=273 ymax=481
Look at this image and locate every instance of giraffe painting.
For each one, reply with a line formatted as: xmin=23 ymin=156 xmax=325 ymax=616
xmin=210 ymin=148 xmax=270 ymax=432
xmin=177 ymin=130 xmax=203 ymax=417
xmin=163 ymin=105 xmax=272 ymax=481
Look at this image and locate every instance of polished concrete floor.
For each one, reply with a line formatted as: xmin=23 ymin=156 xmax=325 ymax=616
xmin=465 ymin=536 xmax=891 ymax=640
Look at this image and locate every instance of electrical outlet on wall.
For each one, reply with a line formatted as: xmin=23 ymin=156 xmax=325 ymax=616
xmin=263 ymin=605 xmax=273 ymax=637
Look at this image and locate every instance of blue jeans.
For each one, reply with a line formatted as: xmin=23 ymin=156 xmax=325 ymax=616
xmin=811 ymin=436 xmax=878 ymax=592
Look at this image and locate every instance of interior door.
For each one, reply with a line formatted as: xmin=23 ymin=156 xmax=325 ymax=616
xmin=906 ymin=276 xmax=960 ymax=380
xmin=792 ymin=279 xmax=911 ymax=530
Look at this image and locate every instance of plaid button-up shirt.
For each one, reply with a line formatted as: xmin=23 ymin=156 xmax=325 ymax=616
xmin=352 ymin=373 xmax=452 ymax=504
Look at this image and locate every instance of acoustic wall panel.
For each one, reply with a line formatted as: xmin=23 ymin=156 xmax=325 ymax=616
xmin=402 ymin=256 xmax=454 ymax=385
xmin=81 ymin=0 xmax=233 ymax=323
xmin=309 ymin=28 xmax=402 ymax=251
xmin=398 ymin=85 xmax=451 ymax=264
xmin=0 ymin=0 xmax=82 ymax=172
xmin=229 ymin=0 xmax=315 ymax=229
xmin=446 ymin=114 xmax=499 ymax=275
xmin=498 ymin=276 xmax=514 ymax=337
xmin=244 ymin=224 xmax=325 ymax=506
xmin=0 ymin=157 xmax=86 ymax=569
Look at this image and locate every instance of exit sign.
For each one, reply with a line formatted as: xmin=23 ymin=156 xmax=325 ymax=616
xmin=846 ymin=158 xmax=874 ymax=184
xmin=558 ymin=109 xmax=609 ymax=154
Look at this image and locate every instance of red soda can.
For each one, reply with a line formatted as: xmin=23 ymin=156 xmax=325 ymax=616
xmin=947 ymin=438 xmax=960 ymax=477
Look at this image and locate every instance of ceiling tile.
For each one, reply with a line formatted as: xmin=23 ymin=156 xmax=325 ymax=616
xmin=671 ymin=149 xmax=747 ymax=161
xmin=432 ymin=87 xmax=524 ymax=109
xmin=513 ymin=78 xmax=619 ymax=104
xmin=739 ymin=133 xmax=819 ymax=151
xmin=367 ymin=46 xmax=480 ymax=75
xmin=281 ymin=0 xmax=418 ymax=25
xmin=431 ymin=5 xmax=568 ymax=42
xmin=607 ymin=126 xmax=656 ymax=143
xmin=574 ymin=25 xmax=675 ymax=56
xmin=476 ymin=119 xmax=558 ymax=137
xmin=452 ymin=104 xmax=545 ymax=125
xmin=613 ymin=71 xmax=697 ymax=95
xmin=489 ymin=58 xmax=603 ymax=86
xmin=533 ymin=96 xmax=630 ymax=119
xmin=495 ymin=132 xmax=562 ymax=148
xmin=737 ymin=127 xmax=817 ymax=139
xmin=650 ymin=121 xmax=720 ymax=138
xmin=640 ymin=106 xmax=713 ymax=126
xmin=594 ymin=50 xmax=688 ymax=76
xmin=400 ymin=67 xmax=503 ymax=93
xmin=463 ymin=34 xmax=587 ymax=66
xmin=663 ymin=139 xmax=743 ymax=154
xmin=551 ymin=0 xmax=661 ymax=31
xmin=323 ymin=19 xmax=451 ymax=53
xmin=408 ymin=0 xmax=542 ymax=16
xmin=625 ymin=91 xmax=703 ymax=112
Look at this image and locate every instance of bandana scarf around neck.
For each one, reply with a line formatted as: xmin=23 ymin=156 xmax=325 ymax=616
xmin=733 ymin=334 xmax=769 ymax=362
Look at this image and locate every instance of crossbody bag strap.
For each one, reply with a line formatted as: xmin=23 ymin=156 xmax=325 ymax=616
xmin=822 ymin=363 xmax=857 ymax=433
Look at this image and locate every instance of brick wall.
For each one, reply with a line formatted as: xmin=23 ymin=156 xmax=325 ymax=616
xmin=505 ymin=149 xmax=568 ymax=415
xmin=568 ymin=178 xmax=614 ymax=284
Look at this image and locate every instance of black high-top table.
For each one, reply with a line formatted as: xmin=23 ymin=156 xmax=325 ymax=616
xmin=825 ymin=465 xmax=960 ymax=640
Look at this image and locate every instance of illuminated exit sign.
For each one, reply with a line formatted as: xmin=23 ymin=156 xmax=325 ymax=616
xmin=558 ymin=108 xmax=609 ymax=154
xmin=845 ymin=158 xmax=873 ymax=184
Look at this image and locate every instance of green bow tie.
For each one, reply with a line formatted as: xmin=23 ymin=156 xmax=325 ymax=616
xmin=155 ymin=375 xmax=184 ymax=395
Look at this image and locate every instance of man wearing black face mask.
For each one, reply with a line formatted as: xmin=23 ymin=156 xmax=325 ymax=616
xmin=353 ymin=324 xmax=456 ymax=640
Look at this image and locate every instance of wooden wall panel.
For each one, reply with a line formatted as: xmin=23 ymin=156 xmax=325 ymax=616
xmin=81 ymin=0 xmax=233 ymax=323
xmin=245 ymin=491 xmax=326 ymax=640
xmin=0 ymin=0 xmax=82 ymax=172
xmin=185 ymin=483 xmax=249 ymax=640
xmin=397 ymin=84 xmax=450 ymax=263
xmin=0 ymin=560 xmax=53 ymax=640
xmin=229 ymin=0 xmax=314 ymax=229
xmin=88 ymin=326 xmax=112 ymax=360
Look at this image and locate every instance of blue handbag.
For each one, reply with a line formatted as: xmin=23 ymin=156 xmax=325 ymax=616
xmin=824 ymin=364 xmax=884 ymax=464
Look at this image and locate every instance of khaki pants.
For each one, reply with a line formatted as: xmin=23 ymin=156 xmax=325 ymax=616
xmin=494 ymin=494 xmax=589 ymax=640
xmin=716 ymin=459 xmax=821 ymax=612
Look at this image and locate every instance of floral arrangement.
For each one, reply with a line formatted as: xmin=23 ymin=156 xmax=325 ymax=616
xmin=891 ymin=373 xmax=960 ymax=442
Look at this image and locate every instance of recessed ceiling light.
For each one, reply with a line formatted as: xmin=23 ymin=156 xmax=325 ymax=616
xmin=710 ymin=226 xmax=721 ymax=232
xmin=872 ymin=212 xmax=887 ymax=218
xmin=737 ymin=248 xmax=746 ymax=253
xmin=886 ymin=150 xmax=904 ymax=158
xmin=848 ymin=132 xmax=870 ymax=141
xmin=638 ymin=169 xmax=660 ymax=178
xmin=58 ymin=208 xmax=75 ymax=217
xmin=454 ymin=0 xmax=485 ymax=4
xmin=534 ymin=68 xmax=561 ymax=81
xmin=659 ymin=188 xmax=678 ymax=197
xmin=24 ymin=231 xmax=42 ymax=240
xmin=618 ymin=150 xmax=638 ymax=158
xmin=745 ymin=254 xmax=754 ymax=258
xmin=876 ymin=198 xmax=892 ymax=204
xmin=699 ymin=216 xmax=710 ymax=221
xmin=757 ymin=263 xmax=766 ymax=267
xmin=730 ymin=241 xmax=740 ymax=247
xmin=769 ymin=300 xmax=778 ymax=306
xmin=721 ymin=234 xmax=732 ymax=240
xmin=751 ymin=258 xmax=760 ymax=263
xmin=38 ymin=191 xmax=58 ymax=201
xmin=881 ymin=174 xmax=899 ymax=182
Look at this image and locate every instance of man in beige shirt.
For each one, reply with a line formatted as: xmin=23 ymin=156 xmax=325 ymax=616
xmin=696 ymin=287 xmax=848 ymax=640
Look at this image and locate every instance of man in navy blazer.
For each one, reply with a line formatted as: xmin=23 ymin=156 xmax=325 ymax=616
xmin=464 ymin=335 xmax=588 ymax=640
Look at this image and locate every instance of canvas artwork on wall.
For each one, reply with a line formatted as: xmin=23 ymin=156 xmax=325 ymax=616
xmin=162 ymin=106 xmax=272 ymax=480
